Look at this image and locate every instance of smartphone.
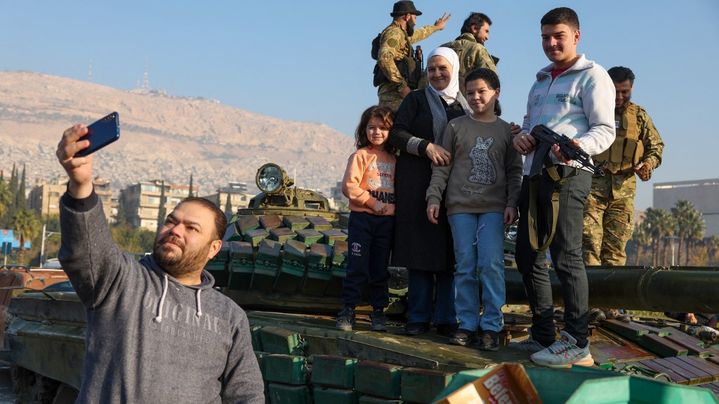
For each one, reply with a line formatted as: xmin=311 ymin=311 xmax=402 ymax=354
xmin=76 ymin=112 xmax=121 ymax=157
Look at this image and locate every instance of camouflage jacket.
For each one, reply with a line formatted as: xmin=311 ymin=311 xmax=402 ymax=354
xmin=618 ymin=102 xmax=664 ymax=171
xmin=442 ymin=33 xmax=496 ymax=87
xmin=378 ymin=21 xmax=438 ymax=88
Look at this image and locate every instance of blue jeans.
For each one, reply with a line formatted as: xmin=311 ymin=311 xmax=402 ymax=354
xmin=406 ymin=270 xmax=456 ymax=325
xmin=448 ymin=212 xmax=506 ymax=333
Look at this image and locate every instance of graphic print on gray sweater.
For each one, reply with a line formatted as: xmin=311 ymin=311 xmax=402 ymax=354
xmin=468 ymin=136 xmax=495 ymax=185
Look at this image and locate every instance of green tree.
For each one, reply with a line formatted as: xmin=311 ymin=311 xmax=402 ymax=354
xmin=706 ymin=235 xmax=719 ymax=265
xmin=111 ymin=224 xmax=155 ymax=254
xmin=658 ymin=211 xmax=676 ymax=266
xmin=188 ymin=174 xmax=194 ymax=198
xmin=5 ymin=164 xmax=17 ymax=226
xmin=116 ymin=189 xmax=131 ymax=226
xmin=672 ymin=200 xmax=692 ymax=265
xmin=671 ymin=200 xmax=706 ymax=265
xmin=644 ymin=208 xmax=675 ymax=266
xmin=0 ymin=180 xmax=13 ymax=220
xmin=684 ymin=211 xmax=705 ymax=264
xmin=224 ymin=193 xmax=233 ymax=218
xmin=16 ymin=163 xmax=27 ymax=210
xmin=12 ymin=209 xmax=41 ymax=260
xmin=632 ymin=221 xmax=652 ymax=265
xmin=8 ymin=164 xmax=17 ymax=199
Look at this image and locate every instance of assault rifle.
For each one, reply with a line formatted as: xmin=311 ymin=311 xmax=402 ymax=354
xmin=529 ymin=124 xmax=604 ymax=177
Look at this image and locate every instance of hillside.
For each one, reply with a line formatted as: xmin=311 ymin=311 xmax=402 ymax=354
xmin=0 ymin=71 xmax=355 ymax=196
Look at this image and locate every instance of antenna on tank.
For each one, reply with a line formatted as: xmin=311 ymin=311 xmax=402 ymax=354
xmin=88 ymin=60 xmax=93 ymax=81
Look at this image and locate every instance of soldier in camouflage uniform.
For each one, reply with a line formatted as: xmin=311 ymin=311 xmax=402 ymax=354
xmin=376 ymin=1 xmax=451 ymax=111
xmin=583 ymin=66 xmax=664 ymax=266
xmin=443 ymin=12 xmax=497 ymax=94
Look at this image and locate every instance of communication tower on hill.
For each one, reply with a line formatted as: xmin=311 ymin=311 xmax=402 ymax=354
xmin=141 ymin=66 xmax=150 ymax=90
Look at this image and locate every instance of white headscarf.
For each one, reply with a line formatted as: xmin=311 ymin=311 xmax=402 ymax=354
xmin=427 ymin=47 xmax=461 ymax=104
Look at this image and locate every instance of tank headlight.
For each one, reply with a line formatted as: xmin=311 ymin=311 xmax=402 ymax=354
xmin=256 ymin=163 xmax=285 ymax=194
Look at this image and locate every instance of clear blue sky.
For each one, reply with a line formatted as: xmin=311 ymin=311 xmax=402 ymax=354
xmin=1 ymin=1 xmax=718 ymax=209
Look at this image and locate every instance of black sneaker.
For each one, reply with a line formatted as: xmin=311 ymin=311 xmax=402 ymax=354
xmin=449 ymin=329 xmax=476 ymax=346
xmin=479 ymin=331 xmax=500 ymax=351
xmin=370 ymin=309 xmax=387 ymax=332
xmin=336 ymin=306 xmax=355 ymax=331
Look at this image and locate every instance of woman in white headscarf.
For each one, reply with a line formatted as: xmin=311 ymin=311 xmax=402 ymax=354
xmin=389 ymin=47 xmax=472 ymax=336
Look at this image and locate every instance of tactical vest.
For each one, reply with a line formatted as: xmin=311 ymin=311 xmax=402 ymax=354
xmin=373 ymin=26 xmax=420 ymax=89
xmin=594 ymin=103 xmax=644 ymax=174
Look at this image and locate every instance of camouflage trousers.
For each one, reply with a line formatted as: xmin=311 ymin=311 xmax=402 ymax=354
xmin=377 ymin=83 xmax=404 ymax=112
xmin=582 ymin=173 xmax=637 ymax=266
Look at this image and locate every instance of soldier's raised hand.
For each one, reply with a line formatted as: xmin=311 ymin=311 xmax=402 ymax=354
xmin=434 ymin=13 xmax=451 ymax=30
xmin=56 ymin=124 xmax=94 ymax=199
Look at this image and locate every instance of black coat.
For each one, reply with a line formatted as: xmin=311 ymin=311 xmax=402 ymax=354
xmin=388 ymin=90 xmax=466 ymax=272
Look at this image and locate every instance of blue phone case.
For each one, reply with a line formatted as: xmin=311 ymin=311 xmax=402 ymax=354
xmin=76 ymin=111 xmax=120 ymax=157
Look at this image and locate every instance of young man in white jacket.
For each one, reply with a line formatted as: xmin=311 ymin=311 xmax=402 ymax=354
xmin=510 ymin=7 xmax=615 ymax=368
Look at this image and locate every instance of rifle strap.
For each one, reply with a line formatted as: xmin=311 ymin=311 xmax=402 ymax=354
xmin=528 ymin=165 xmax=562 ymax=252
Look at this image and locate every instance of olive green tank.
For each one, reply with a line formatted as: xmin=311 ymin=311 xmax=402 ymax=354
xmin=208 ymin=163 xmax=409 ymax=315
xmin=6 ymin=164 xmax=719 ymax=403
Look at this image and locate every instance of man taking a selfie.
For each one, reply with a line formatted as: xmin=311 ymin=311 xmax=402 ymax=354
xmin=56 ymin=123 xmax=264 ymax=403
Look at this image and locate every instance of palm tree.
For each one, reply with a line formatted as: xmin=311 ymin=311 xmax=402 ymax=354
xmin=643 ymin=208 xmax=658 ymax=266
xmin=644 ymin=208 xmax=675 ymax=266
xmin=672 ymin=200 xmax=694 ymax=265
xmin=657 ymin=211 xmax=676 ymax=266
xmin=12 ymin=209 xmax=41 ymax=262
xmin=706 ymin=235 xmax=719 ymax=265
xmin=684 ymin=211 xmax=705 ymax=264
xmin=632 ymin=221 xmax=652 ymax=265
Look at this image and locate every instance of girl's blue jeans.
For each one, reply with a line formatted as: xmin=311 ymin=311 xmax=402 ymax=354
xmin=448 ymin=212 xmax=506 ymax=333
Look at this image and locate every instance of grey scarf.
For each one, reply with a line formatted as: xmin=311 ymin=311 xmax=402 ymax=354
xmin=425 ymin=87 xmax=471 ymax=146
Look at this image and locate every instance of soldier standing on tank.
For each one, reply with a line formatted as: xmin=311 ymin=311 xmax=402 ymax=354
xmin=375 ymin=1 xmax=451 ymax=111
xmin=442 ymin=12 xmax=498 ymax=94
xmin=583 ymin=66 xmax=664 ymax=267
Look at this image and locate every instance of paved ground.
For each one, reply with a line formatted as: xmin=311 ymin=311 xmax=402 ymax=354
xmin=0 ymin=366 xmax=16 ymax=403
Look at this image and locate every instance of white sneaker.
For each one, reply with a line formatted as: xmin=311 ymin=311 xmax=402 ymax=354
xmin=530 ymin=330 xmax=593 ymax=368
xmin=508 ymin=331 xmax=548 ymax=353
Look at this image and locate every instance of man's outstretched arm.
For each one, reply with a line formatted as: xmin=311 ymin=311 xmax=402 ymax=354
xmin=56 ymin=124 xmax=128 ymax=308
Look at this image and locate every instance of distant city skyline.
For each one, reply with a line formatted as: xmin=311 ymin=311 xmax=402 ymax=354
xmin=1 ymin=1 xmax=718 ymax=210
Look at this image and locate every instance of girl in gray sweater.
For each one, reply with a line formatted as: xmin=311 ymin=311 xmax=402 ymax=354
xmin=426 ymin=68 xmax=523 ymax=350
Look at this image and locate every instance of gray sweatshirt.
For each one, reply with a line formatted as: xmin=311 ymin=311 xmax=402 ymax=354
xmin=426 ymin=115 xmax=523 ymax=215
xmin=59 ymin=191 xmax=264 ymax=403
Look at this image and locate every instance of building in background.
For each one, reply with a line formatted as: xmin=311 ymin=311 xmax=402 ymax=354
xmin=119 ymin=180 xmax=190 ymax=231
xmin=29 ymin=177 xmax=114 ymax=222
xmin=653 ymin=178 xmax=719 ymax=237
xmin=201 ymin=182 xmax=254 ymax=215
